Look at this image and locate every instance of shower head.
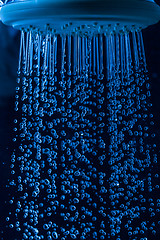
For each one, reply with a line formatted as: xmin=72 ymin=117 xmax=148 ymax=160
xmin=0 ymin=0 xmax=160 ymax=34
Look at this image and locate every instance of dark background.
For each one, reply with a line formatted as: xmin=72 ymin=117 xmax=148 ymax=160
xmin=0 ymin=19 xmax=160 ymax=237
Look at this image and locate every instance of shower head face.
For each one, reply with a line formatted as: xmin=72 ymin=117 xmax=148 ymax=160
xmin=1 ymin=0 xmax=160 ymax=34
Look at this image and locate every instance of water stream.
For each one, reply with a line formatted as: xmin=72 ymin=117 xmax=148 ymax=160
xmin=5 ymin=28 xmax=160 ymax=240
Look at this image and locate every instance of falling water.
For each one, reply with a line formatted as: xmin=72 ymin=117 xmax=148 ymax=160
xmin=5 ymin=26 xmax=160 ymax=240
